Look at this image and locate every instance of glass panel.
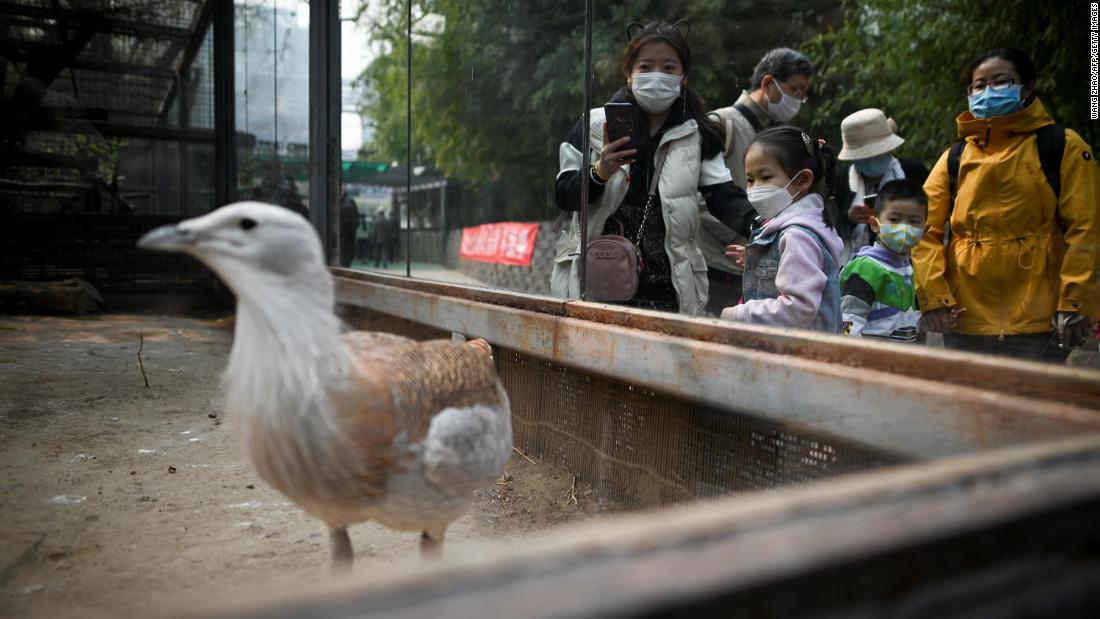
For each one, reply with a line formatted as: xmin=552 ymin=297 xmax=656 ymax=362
xmin=235 ymin=0 xmax=311 ymax=217
xmin=345 ymin=1 xmax=589 ymax=283
xmin=340 ymin=0 xmax=1100 ymax=370
xmin=337 ymin=1 xmax=402 ymax=269
xmin=341 ymin=1 xmax=411 ymax=273
xmin=406 ymin=3 xmax=589 ymax=289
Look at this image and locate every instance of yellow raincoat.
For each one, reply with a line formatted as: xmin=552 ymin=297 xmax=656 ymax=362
xmin=913 ymin=98 xmax=1100 ymax=336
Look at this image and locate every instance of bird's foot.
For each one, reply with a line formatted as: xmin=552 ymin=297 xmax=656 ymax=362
xmin=420 ymin=530 xmax=443 ymax=561
xmin=330 ymin=526 xmax=353 ymax=574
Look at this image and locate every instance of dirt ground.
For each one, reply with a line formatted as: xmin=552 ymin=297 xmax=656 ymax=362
xmin=0 ymin=312 xmax=613 ymax=619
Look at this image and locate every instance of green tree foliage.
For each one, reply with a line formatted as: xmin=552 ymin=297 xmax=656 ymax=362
xmin=800 ymin=0 xmax=1094 ymax=168
xmin=355 ymin=0 xmax=837 ymax=222
xmin=355 ymin=1 xmax=1094 ymax=221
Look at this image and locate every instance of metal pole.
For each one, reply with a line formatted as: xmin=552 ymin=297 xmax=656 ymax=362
xmin=309 ymin=0 xmax=340 ymax=264
xmin=578 ymin=0 xmax=593 ymax=300
xmin=213 ymin=0 xmax=236 ymax=210
xmin=405 ymin=0 xmax=412 ymax=278
xmin=439 ymin=180 xmax=448 ymax=260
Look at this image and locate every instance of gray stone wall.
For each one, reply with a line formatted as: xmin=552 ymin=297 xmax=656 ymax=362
xmin=444 ymin=221 xmax=558 ymax=295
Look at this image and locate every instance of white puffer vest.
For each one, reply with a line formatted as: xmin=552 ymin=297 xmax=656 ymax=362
xmin=550 ymin=108 xmax=710 ymax=315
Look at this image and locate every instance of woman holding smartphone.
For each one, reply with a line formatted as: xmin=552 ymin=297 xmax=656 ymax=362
xmin=551 ymin=20 xmax=755 ymax=315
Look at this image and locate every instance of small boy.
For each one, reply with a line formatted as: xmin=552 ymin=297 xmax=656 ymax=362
xmin=840 ymin=179 xmax=926 ymax=342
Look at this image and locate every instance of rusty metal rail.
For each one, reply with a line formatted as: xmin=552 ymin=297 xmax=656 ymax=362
xmin=188 ymin=435 xmax=1100 ymax=619
xmin=332 ymin=270 xmax=1100 ymax=460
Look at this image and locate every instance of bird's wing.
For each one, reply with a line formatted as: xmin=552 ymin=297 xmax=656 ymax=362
xmin=291 ymin=332 xmax=420 ymax=509
xmin=341 ymin=331 xmax=414 ymax=360
xmin=341 ymin=338 xmax=510 ymax=489
xmin=418 ymin=388 xmax=512 ymax=490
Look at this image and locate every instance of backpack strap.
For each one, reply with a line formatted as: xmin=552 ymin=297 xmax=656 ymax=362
xmin=1035 ymin=123 xmax=1065 ymax=202
xmin=734 ymin=102 xmax=765 ymax=134
xmin=946 ymin=138 xmax=966 ymax=218
xmin=722 ymin=117 xmax=735 ymax=157
xmin=948 ymin=125 xmax=1065 ymax=214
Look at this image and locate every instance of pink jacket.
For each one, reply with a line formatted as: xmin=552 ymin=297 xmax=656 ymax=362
xmin=724 ymin=194 xmax=844 ymax=327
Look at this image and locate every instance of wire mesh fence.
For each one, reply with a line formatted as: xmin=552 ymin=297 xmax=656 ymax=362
xmin=1 ymin=213 xmax=214 ymax=293
xmin=498 ymin=346 xmax=909 ymax=508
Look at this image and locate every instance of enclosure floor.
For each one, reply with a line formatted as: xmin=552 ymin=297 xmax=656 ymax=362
xmin=0 ymin=313 xmax=612 ymax=619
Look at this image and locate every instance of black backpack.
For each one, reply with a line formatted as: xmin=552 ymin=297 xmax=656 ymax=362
xmin=946 ymin=123 xmax=1065 ymax=215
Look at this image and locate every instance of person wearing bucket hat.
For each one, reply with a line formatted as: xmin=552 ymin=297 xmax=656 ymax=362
xmin=832 ymin=109 xmax=928 ymax=264
xmin=702 ymin=48 xmax=816 ymax=316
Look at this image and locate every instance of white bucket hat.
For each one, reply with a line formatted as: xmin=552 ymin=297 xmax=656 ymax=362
xmin=837 ymin=108 xmax=905 ymax=161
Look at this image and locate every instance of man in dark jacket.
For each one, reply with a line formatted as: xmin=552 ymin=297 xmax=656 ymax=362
xmin=338 ymin=191 xmax=360 ymax=267
xmin=371 ymin=209 xmax=391 ymax=268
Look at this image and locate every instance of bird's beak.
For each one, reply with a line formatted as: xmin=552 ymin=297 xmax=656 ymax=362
xmin=137 ymin=224 xmax=193 ymax=252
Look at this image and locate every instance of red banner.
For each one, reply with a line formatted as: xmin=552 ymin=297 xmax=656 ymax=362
xmin=459 ymin=222 xmax=540 ymax=266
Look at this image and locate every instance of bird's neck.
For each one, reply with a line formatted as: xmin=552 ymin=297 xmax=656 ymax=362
xmin=222 ymin=272 xmax=350 ymax=425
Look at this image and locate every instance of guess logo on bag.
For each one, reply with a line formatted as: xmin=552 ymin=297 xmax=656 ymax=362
xmin=593 ymin=249 xmax=620 ymax=259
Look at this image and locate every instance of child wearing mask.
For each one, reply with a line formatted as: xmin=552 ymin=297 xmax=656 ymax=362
xmin=840 ymin=179 xmax=933 ymax=342
xmin=720 ymin=126 xmax=844 ymax=332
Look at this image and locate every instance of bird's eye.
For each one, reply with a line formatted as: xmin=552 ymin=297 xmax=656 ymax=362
xmin=239 ymin=218 xmax=257 ymax=231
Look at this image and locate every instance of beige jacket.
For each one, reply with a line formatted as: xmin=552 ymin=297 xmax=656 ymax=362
xmin=701 ymin=91 xmax=773 ymax=275
xmin=551 ymin=107 xmax=733 ymax=315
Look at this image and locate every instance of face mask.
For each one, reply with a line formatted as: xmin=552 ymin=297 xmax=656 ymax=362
xmin=877 ymin=222 xmax=923 ymax=254
xmin=853 ymin=153 xmax=893 ymax=178
xmin=747 ymin=171 xmax=806 ymax=220
xmin=630 ymin=72 xmax=682 ymax=114
xmin=968 ymin=84 xmax=1023 ymax=119
xmin=766 ymin=79 xmax=802 ymax=121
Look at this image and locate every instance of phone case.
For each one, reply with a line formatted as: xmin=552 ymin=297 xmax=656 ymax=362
xmin=604 ymin=104 xmax=638 ymax=152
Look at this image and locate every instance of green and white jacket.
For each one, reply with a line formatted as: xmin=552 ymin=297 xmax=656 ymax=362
xmin=839 ymin=243 xmax=922 ymax=342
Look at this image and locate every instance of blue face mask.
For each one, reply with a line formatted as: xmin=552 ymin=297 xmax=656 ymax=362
xmin=968 ymin=84 xmax=1023 ymax=119
xmin=853 ymin=153 xmax=893 ymax=178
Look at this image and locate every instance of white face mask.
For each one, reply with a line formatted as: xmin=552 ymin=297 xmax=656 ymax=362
xmin=766 ymin=79 xmax=803 ymax=122
xmin=630 ymin=71 xmax=683 ymax=114
xmin=746 ymin=171 xmax=807 ymax=220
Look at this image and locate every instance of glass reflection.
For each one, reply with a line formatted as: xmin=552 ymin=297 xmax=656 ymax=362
xmin=235 ymin=0 xmax=311 ymax=217
xmin=347 ymin=1 xmax=587 ymax=286
xmin=339 ymin=0 xmax=1100 ymax=370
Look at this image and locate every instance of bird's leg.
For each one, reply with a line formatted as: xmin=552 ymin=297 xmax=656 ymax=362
xmin=419 ymin=529 xmax=444 ymax=561
xmin=330 ymin=526 xmax=353 ymax=572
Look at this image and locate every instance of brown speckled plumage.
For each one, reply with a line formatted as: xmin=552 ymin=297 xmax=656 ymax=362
xmin=138 ymin=203 xmax=513 ymax=569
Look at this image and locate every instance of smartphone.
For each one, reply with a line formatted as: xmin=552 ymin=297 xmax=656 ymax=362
xmin=603 ymin=102 xmax=638 ymax=153
xmin=863 ymin=193 xmax=878 ymax=209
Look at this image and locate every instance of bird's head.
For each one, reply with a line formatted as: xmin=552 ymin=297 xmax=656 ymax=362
xmin=138 ymin=202 xmax=330 ymax=302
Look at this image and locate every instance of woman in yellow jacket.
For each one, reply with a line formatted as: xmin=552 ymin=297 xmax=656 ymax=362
xmin=913 ymin=48 xmax=1100 ymax=362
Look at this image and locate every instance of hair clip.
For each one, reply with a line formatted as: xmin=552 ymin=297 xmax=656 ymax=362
xmin=671 ymin=19 xmax=691 ymax=38
xmin=801 ymin=132 xmax=814 ymax=157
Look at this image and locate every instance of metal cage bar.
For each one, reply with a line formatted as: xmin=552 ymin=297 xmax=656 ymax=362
xmin=331 ymin=271 xmax=1100 ymax=460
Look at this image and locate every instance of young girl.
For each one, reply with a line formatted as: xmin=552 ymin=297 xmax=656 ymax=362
xmin=551 ymin=21 xmax=755 ymax=315
xmin=720 ymin=126 xmax=843 ymax=332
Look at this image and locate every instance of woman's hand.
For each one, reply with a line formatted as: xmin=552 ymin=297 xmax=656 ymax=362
xmin=594 ymin=123 xmax=637 ymax=180
xmin=1057 ymin=313 xmax=1093 ymax=348
xmin=922 ymin=307 xmax=966 ymax=333
xmin=848 ymin=203 xmax=874 ymax=225
xmin=725 ymin=244 xmax=746 ymax=268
